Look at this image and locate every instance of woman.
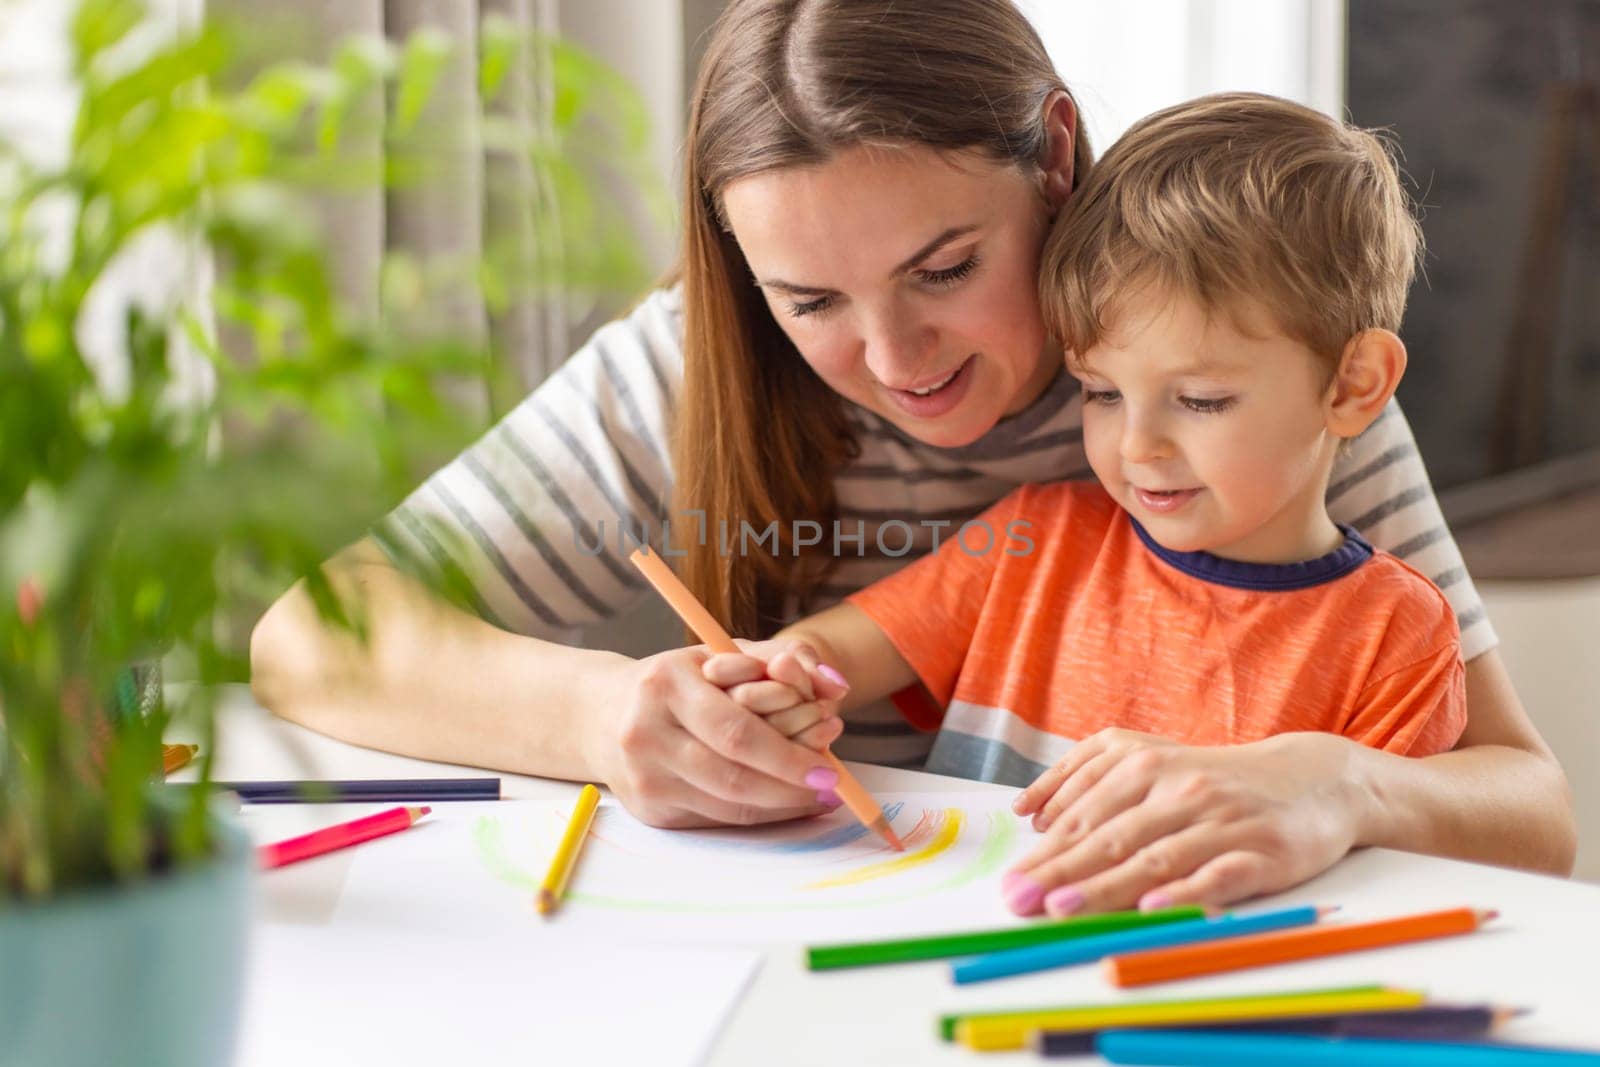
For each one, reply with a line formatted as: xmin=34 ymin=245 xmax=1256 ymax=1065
xmin=251 ymin=0 xmax=1575 ymax=911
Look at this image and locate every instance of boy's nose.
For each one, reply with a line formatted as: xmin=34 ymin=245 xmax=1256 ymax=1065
xmin=1119 ymin=417 xmax=1172 ymax=464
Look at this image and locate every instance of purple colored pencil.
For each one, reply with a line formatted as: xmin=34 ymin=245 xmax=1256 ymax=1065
xmin=210 ymin=778 xmax=501 ymax=804
xmin=1035 ymin=1005 xmax=1516 ymax=1056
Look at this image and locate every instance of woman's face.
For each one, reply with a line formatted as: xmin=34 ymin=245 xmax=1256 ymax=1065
xmin=721 ymin=144 xmax=1064 ymax=448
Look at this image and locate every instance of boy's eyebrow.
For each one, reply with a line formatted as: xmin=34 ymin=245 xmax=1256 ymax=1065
xmin=1074 ymin=352 xmax=1248 ymax=380
xmin=1171 ymin=355 xmax=1248 ymax=376
xmin=757 ymin=224 xmax=981 ymax=296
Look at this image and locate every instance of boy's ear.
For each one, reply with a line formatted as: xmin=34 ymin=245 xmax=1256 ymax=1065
xmin=1325 ymin=329 xmax=1407 ymax=437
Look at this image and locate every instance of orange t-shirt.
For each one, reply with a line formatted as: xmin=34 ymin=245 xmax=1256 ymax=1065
xmin=847 ymin=481 xmax=1466 ymax=785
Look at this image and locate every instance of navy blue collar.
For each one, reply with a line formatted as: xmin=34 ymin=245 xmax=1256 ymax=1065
xmin=1130 ymin=517 xmax=1373 ymax=591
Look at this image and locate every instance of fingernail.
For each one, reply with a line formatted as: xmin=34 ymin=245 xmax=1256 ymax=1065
xmin=816 ymin=663 xmax=849 ymax=689
xmin=817 ymin=790 xmax=842 ymax=808
xmin=1004 ymin=875 xmax=1046 ymax=916
xmin=1044 ymin=885 xmax=1085 ymax=917
xmin=804 ymin=767 xmax=839 ymax=790
xmin=1139 ymin=891 xmax=1173 ymax=912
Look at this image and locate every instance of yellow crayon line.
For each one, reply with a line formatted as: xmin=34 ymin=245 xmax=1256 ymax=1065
xmin=805 ymin=809 xmax=962 ymax=889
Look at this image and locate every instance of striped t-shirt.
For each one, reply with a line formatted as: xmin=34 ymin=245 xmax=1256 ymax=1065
xmin=374 ymin=286 xmax=1496 ymax=769
xmin=848 ymin=481 xmax=1468 ymax=786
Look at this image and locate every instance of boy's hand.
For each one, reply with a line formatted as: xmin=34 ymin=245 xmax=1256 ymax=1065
xmin=999 ymin=728 xmax=1363 ymax=918
xmin=700 ymin=639 xmax=851 ymax=752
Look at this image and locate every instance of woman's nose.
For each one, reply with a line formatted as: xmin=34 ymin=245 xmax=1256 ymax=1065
xmin=861 ymin=310 xmax=935 ymax=387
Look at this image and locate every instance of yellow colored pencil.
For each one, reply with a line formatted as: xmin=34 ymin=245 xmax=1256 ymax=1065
xmin=537 ymin=783 xmax=601 ymax=915
xmin=954 ymin=985 xmax=1428 ymax=1051
xmin=628 ymin=546 xmax=903 ymax=851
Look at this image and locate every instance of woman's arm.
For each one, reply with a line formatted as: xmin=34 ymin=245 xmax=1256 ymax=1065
xmin=1353 ymin=648 xmax=1576 ymax=873
xmin=999 ymin=649 xmax=1576 ymax=917
xmin=250 ymin=536 xmax=842 ymax=828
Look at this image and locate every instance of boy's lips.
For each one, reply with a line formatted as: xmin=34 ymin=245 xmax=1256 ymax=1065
xmin=1132 ymin=486 xmax=1202 ymax=513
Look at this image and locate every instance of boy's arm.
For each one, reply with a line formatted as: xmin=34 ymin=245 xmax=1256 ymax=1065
xmin=777 ymin=602 xmax=919 ymax=713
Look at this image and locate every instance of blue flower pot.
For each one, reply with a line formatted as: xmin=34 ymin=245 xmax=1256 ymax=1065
xmin=0 ymin=807 xmax=254 ymax=1067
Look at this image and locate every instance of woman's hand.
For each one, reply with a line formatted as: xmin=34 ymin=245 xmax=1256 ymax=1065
xmin=1001 ymin=728 xmax=1369 ymax=917
xmin=588 ymin=644 xmax=848 ymax=830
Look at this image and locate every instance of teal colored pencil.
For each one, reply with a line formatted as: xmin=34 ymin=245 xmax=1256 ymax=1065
xmin=805 ymin=906 xmax=1205 ymax=971
xmin=952 ymin=904 xmax=1329 ymax=984
xmin=1097 ymin=1030 xmax=1600 ymax=1066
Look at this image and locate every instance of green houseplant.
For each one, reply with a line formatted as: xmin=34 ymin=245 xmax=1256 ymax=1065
xmin=0 ymin=2 xmax=658 ymax=1063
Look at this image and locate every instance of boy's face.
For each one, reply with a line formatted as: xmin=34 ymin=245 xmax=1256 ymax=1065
xmin=1072 ymin=288 xmax=1342 ymax=563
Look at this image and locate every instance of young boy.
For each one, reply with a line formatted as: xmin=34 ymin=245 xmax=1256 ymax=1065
xmin=709 ymin=93 xmax=1466 ymax=912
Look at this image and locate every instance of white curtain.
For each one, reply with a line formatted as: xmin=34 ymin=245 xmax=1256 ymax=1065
xmin=204 ymin=0 xmax=571 ymax=417
xmin=1022 ymin=0 xmax=1348 ymax=152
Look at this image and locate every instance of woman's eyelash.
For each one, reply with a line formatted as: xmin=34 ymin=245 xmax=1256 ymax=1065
xmin=787 ymin=295 xmax=833 ymax=318
xmin=1182 ymin=396 xmax=1237 ymax=413
xmin=918 ymin=255 xmax=979 ymax=286
xmin=784 ymin=254 xmax=978 ymax=317
xmin=1082 ymin=389 xmax=1120 ymax=405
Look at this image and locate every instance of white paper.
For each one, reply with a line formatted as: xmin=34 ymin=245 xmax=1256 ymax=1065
xmin=331 ymin=792 xmax=1033 ymax=945
xmin=237 ymin=923 xmax=762 ymax=1067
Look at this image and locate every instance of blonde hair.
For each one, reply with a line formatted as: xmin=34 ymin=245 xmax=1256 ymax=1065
xmin=1040 ymin=92 xmax=1421 ymax=369
xmin=677 ymin=0 xmax=1092 ymax=636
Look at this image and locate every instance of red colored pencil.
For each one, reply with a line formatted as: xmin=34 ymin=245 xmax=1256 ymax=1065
xmin=1105 ymin=906 xmax=1498 ymax=987
xmin=259 ymin=805 xmax=431 ymax=869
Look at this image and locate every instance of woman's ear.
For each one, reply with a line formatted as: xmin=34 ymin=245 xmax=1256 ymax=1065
xmin=1038 ymin=90 xmax=1077 ymax=211
xmin=1325 ymin=328 xmax=1407 ymax=437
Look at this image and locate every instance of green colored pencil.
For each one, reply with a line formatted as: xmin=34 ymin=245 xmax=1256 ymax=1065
xmin=806 ymin=906 xmax=1206 ymax=971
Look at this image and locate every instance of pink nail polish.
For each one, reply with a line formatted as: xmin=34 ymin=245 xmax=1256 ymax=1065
xmin=1139 ymin=891 xmax=1173 ymax=912
xmin=1044 ymin=885 xmax=1085 ymax=917
xmin=817 ymin=664 xmax=849 ymax=689
xmin=804 ymin=767 xmax=839 ymax=790
xmin=817 ymin=790 xmax=843 ymax=808
xmin=1004 ymin=875 xmax=1046 ymax=915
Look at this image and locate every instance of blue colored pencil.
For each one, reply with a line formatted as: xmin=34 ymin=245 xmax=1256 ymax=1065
xmin=1097 ymin=1030 xmax=1600 ymax=1066
xmin=952 ymin=905 xmax=1326 ymax=984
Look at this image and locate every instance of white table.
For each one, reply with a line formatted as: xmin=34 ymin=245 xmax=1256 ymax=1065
xmin=185 ymin=685 xmax=1600 ymax=1066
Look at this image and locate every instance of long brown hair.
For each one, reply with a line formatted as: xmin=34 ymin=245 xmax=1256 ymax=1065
xmin=674 ymin=0 xmax=1092 ymax=637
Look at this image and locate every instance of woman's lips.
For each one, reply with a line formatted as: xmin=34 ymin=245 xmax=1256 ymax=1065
xmin=1133 ymin=487 xmax=1202 ymax=513
xmin=884 ymin=355 xmax=976 ymax=418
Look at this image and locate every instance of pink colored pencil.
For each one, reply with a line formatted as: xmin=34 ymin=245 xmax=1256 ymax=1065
xmin=259 ymin=805 xmax=431 ymax=869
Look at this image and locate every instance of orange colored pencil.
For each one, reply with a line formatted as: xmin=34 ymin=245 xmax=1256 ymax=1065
xmin=1105 ymin=906 xmax=1499 ymax=987
xmin=162 ymin=743 xmax=198 ymax=775
xmin=628 ymin=546 xmax=903 ymax=851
